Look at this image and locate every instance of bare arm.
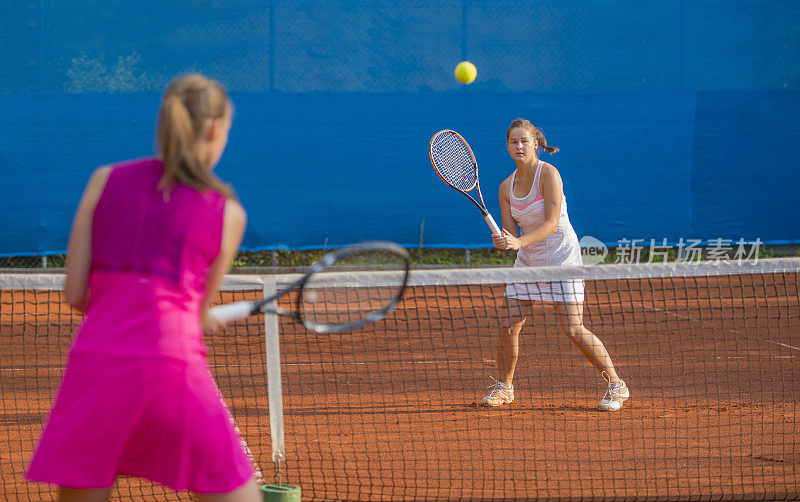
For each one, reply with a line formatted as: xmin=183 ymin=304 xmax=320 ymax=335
xmin=201 ymin=198 xmax=247 ymax=335
xmin=492 ymin=176 xmax=518 ymax=249
xmin=497 ymin=164 xmax=563 ymax=250
xmin=64 ymin=166 xmax=112 ymax=312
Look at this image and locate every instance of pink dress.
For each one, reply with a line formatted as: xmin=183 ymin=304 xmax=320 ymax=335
xmin=505 ymin=160 xmax=585 ymax=303
xmin=26 ymin=158 xmax=254 ymax=493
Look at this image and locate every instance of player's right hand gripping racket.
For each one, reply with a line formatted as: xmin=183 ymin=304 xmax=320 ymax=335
xmin=429 ymin=129 xmax=501 ymax=235
xmin=210 ymin=241 xmax=410 ymax=333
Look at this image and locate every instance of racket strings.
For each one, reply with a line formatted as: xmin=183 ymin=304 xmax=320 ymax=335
xmin=430 ymin=134 xmax=478 ymax=191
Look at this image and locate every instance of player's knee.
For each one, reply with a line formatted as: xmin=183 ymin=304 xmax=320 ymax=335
xmin=499 ymin=328 xmax=515 ymax=342
xmin=502 ymin=318 xmax=525 ymax=333
xmin=565 ymin=325 xmax=584 ymax=341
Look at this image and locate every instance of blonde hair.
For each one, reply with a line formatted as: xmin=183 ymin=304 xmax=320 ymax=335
xmin=156 ymin=74 xmax=235 ymax=199
xmin=506 ymin=118 xmax=559 ymax=154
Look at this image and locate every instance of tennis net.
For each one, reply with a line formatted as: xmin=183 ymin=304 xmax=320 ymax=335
xmin=2 ymin=258 xmax=799 ymax=500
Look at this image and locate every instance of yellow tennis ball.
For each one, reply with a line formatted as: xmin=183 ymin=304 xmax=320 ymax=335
xmin=454 ymin=61 xmax=477 ymax=84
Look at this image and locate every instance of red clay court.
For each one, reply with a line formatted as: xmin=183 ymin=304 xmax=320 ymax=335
xmin=2 ymin=261 xmax=799 ymax=500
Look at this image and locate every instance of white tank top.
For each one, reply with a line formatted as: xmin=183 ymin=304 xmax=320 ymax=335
xmin=509 ymin=160 xmax=583 ymax=267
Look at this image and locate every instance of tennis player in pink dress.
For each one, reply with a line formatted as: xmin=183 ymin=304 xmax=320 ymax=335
xmin=26 ymin=75 xmax=260 ymax=501
xmin=480 ymin=118 xmax=629 ymax=412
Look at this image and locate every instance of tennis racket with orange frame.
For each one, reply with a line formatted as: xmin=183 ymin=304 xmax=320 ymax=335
xmin=428 ymin=129 xmax=501 ymax=236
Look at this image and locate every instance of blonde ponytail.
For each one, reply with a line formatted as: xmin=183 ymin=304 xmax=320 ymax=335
xmin=156 ymin=74 xmax=235 ymax=199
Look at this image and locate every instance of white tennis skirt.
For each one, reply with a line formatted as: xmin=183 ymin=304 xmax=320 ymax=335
xmin=505 ymin=278 xmax=585 ymax=303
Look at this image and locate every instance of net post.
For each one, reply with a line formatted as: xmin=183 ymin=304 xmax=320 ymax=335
xmin=262 ymin=277 xmax=286 ymax=468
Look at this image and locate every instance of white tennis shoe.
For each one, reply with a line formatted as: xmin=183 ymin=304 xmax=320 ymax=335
xmin=480 ymin=380 xmax=514 ymax=407
xmin=599 ymin=371 xmax=629 ymax=411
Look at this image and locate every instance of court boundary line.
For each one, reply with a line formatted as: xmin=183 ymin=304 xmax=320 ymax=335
xmin=631 ymin=299 xmax=799 ymax=353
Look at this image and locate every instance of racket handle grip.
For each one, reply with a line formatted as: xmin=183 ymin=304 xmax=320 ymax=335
xmin=485 ymin=214 xmax=501 ymax=236
xmin=209 ymin=301 xmax=254 ymax=322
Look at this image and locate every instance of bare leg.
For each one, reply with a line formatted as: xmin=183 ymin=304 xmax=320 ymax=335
xmin=496 ymin=296 xmax=528 ymax=387
xmin=59 ymin=487 xmax=113 ymax=502
xmin=553 ymin=302 xmax=621 ymax=383
xmin=196 ymin=478 xmax=261 ymax=502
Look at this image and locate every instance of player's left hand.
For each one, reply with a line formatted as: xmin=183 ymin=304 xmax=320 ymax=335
xmin=493 ymin=229 xmax=521 ymax=250
xmin=202 ymin=308 xmax=227 ymax=335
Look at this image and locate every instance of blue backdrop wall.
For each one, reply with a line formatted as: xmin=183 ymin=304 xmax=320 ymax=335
xmin=2 ymin=1 xmax=799 ymax=255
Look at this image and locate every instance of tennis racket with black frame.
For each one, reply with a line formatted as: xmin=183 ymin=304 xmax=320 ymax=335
xmin=429 ymin=129 xmax=501 ymax=236
xmin=210 ymin=241 xmax=410 ymax=334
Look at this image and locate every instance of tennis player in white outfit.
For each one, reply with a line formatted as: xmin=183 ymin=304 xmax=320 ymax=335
xmin=481 ymin=118 xmax=629 ymax=411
